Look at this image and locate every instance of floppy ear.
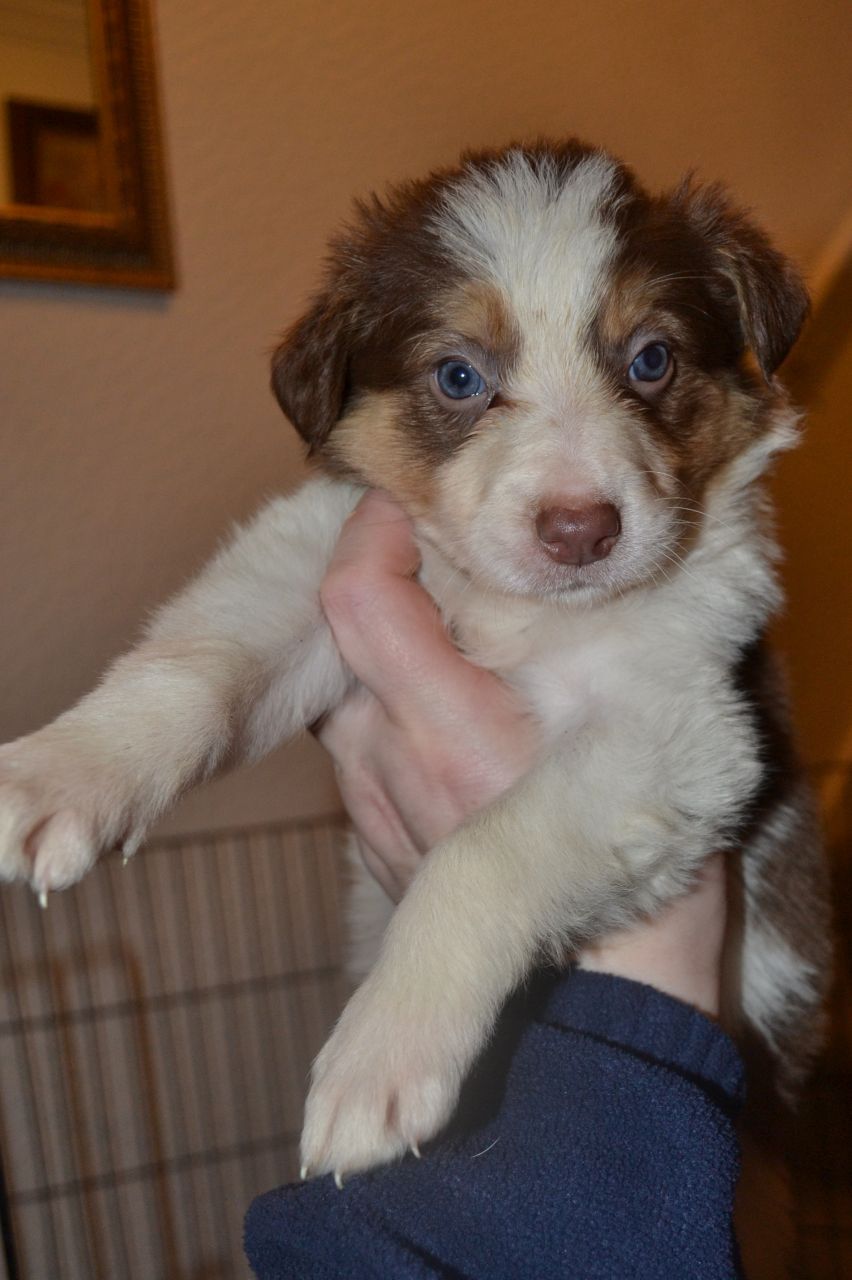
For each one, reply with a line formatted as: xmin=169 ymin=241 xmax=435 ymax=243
xmin=271 ymin=290 xmax=356 ymax=453
xmin=673 ymin=180 xmax=809 ymax=379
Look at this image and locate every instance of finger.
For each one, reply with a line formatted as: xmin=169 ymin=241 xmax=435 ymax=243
xmin=328 ymin=490 xmax=422 ymax=581
xmin=353 ymin=835 xmax=417 ymax=905
xmin=316 ymin=688 xmax=426 ymax=878
xmin=321 ymin=493 xmax=505 ymax=725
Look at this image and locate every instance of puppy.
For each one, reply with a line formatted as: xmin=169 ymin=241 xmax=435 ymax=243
xmin=0 ymin=140 xmax=831 ymax=1184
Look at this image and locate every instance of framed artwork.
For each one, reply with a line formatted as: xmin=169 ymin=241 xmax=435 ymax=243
xmin=0 ymin=0 xmax=174 ymax=290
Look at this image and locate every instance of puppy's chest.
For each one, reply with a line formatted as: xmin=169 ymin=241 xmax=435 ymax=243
xmin=496 ymin=640 xmax=618 ymax=739
xmin=415 ymin=536 xmax=737 ymax=747
xmin=425 ymin=579 xmax=663 ymax=741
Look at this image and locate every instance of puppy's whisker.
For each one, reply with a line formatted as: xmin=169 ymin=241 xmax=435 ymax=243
xmin=644 ymin=557 xmax=676 ymax=591
xmin=663 ymin=503 xmax=743 ymax=540
xmin=655 ymin=546 xmax=704 ymax=590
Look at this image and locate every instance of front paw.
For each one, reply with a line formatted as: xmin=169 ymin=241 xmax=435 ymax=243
xmin=0 ymin=725 xmax=142 ymax=896
xmin=300 ymin=979 xmax=471 ymax=1183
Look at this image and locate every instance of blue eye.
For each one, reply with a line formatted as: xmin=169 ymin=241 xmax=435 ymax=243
xmin=628 ymin=342 xmax=671 ymax=384
xmin=435 ymin=360 xmax=486 ymax=400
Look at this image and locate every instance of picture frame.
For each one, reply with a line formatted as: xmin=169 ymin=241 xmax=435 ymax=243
xmin=0 ymin=0 xmax=175 ymax=290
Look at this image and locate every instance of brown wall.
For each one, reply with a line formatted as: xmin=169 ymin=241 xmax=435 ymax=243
xmin=777 ymin=295 xmax=852 ymax=769
xmin=1 ymin=0 xmax=850 ymax=833
xmin=775 ymin=247 xmax=852 ymax=852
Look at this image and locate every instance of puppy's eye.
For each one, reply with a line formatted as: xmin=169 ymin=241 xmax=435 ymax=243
xmin=628 ymin=342 xmax=672 ymax=387
xmin=434 ymin=360 xmax=487 ymax=401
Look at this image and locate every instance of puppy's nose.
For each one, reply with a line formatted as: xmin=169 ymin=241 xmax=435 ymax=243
xmin=535 ymin=503 xmax=621 ymax=566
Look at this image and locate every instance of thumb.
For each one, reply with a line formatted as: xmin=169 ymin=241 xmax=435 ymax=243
xmin=320 ymin=492 xmax=494 ymax=724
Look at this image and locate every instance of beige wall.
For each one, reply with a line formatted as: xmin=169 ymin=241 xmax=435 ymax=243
xmin=1 ymin=0 xmax=851 ymax=835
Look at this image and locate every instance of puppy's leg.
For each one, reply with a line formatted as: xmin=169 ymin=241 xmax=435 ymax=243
xmin=0 ymin=477 xmax=361 ymax=896
xmin=301 ymin=710 xmax=758 ymax=1180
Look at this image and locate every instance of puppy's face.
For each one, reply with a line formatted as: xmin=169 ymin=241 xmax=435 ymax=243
xmin=273 ymin=142 xmax=807 ymax=604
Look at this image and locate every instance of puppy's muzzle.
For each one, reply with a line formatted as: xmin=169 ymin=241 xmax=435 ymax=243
xmin=535 ymin=503 xmax=621 ymax=566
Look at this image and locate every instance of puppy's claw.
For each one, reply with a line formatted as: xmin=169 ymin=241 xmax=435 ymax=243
xmin=119 ymin=833 xmax=142 ymax=867
xmin=37 ymin=888 xmax=48 ymax=910
xmin=299 ymin=1165 xmax=309 ymax=1182
xmin=334 ymin=1171 xmax=344 ymax=1191
xmin=410 ymin=1142 xmax=421 ymax=1159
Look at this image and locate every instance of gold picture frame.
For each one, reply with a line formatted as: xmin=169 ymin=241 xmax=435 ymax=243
xmin=0 ymin=0 xmax=175 ymax=290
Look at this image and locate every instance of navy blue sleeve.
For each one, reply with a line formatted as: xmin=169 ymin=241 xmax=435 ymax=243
xmin=244 ymin=970 xmax=745 ymax=1279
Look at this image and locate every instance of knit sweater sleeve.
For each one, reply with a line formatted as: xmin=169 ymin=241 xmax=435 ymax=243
xmin=244 ymin=971 xmax=745 ymax=1279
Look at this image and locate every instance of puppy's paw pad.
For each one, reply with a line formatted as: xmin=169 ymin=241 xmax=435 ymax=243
xmin=0 ymin=737 xmax=126 ymax=890
xmin=30 ymin=809 xmax=100 ymax=892
xmin=0 ymin=783 xmax=36 ymax=881
xmin=0 ymin=787 xmax=100 ymax=890
xmin=300 ymin=1030 xmax=461 ymax=1179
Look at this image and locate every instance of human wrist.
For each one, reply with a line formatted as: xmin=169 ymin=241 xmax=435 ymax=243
xmin=576 ymin=855 xmax=727 ymax=1019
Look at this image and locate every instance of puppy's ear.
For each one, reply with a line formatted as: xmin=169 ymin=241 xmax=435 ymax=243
xmin=673 ymin=180 xmax=809 ymax=379
xmin=271 ymin=290 xmax=357 ymax=453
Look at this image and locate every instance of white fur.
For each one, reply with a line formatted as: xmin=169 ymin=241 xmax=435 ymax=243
xmin=437 ymin=150 xmax=621 ymax=338
xmin=741 ymin=925 xmax=819 ymax=1054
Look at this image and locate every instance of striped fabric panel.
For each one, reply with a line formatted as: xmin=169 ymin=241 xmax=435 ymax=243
xmin=0 ymin=815 xmax=349 ymax=1280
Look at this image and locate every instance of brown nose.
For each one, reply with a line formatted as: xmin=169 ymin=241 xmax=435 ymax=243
xmin=535 ymin=503 xmax=621 ymax=566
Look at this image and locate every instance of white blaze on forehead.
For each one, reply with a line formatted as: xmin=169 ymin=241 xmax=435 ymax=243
xmin=434 ymin=151 xmax=622 ymax=353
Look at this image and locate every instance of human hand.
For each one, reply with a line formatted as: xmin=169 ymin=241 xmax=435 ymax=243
xmin=318 ymin=491 xmax=727 ymax=1018
xmin=317 ymin=490 xmax=538 ymax=903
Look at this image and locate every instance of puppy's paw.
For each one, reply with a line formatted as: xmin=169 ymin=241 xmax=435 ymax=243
xmin=300 ymin=981 xmax=469 ymax=1183
xmin=0 ymin=728 xmax=141 ymax=895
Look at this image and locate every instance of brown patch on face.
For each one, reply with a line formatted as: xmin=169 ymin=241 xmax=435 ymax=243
xmin=384 ymin=278 xmax=520 ymax=466
xmin=329 ymin=276 xmax=520 ymax=493
xmin=440 ymin=279 xmax=519 ymax=358
xmin=272 ymin=190 xmax=520 ymax=487
xmin=593 ymin=185 xmax=802 ymax=502
xmin=271 ymin=170 xmax=462 ymax=453
xmin=326 ymin=390 xmax=437 ymax=515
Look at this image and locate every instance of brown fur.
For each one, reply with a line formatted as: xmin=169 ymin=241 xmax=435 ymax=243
xmin=324 ymin=279 xmax=521 ymax=486
xmin=592 ymin=185 xmax=807 ymax=501
xmin=328 ymin=391 xmax=437 ymax=511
